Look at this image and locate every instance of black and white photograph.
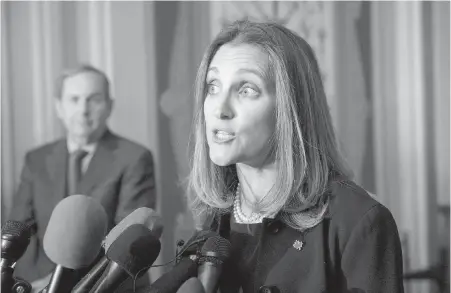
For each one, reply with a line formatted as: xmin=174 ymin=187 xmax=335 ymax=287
xmin=1 ymin=1 xmax=449 ymax=293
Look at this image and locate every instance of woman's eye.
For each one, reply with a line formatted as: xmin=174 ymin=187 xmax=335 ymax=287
xmin=207 ymin=84 xmax=219 ymax=95
xmin=239 ymin=86 xmax=259 ymax=97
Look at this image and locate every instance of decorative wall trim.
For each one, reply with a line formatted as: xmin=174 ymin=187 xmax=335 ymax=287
xmin=371 ymin=2 xmax=399 ymax=221
xmin=30 ymin=2 xmax=63 ymax=144
xmin=87 ymin=2 xmax=103 ymax=70
xmin=371 ymin=2 xmax=434 ymax=292
xmin=30 ymin=2 xmax=51 ymax=145
xmin=103 ymin=1 xmax=114 ymax=98
xmin=431 ymin=2 xmax=450 ymax=207
xmin=395 ymin=2 xmax=430 ymax=276
xmin=333 ymin=2 xmax=369 ymax=186
xmin=1 ymin=3 xmax=16 ymax=220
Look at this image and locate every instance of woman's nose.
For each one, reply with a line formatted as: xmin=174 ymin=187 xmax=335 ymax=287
xmin=214 ymin=94 xmax=234 ymax=120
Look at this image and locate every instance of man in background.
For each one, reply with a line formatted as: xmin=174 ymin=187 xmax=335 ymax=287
xmin=8 ymin=64 xmax=156 ymax=291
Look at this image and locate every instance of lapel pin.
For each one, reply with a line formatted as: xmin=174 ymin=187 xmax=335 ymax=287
xmin=293 ymin=240 xmax=304 ymax=251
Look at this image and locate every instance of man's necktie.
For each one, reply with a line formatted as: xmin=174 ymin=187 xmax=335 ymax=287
xmin=68 ymin=149 xmax=88 ymax=195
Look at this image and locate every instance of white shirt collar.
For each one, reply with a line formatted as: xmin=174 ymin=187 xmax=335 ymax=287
xmin=66 ymin=139 xmax=98 ymax=155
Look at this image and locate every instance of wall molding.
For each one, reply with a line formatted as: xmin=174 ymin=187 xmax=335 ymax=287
xmin=431 ymin=2 xmax=450 ymax=207
xmin=1 ymin=2 xmax=15 ymax=220
xmin=29 ymin=2 xmax=63 ymax=145
xmin=371 ymin=2 xmax=434 ymax=292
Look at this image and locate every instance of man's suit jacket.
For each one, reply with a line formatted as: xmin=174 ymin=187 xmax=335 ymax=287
xmin=213 ymin=179 xmax=405 ymax=293
xmin=9 ymin=130 xmax=156 ymax=283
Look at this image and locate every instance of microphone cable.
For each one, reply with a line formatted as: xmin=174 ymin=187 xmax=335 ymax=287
xmin=128 ymin=237 xmax=204 ymax=292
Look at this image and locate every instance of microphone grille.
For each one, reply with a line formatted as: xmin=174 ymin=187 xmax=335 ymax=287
xmin=107 ymin=224 xmax=161 ymax=276
xmin=200 ymin=235 xmax=231 ymax=261
xmin=179 ymin=230 xmax=218 ymax=257
xmin=1 ymin=220 xmax=31 ymax=239
xmin=129 ymin=233 xmax=162 ymax=267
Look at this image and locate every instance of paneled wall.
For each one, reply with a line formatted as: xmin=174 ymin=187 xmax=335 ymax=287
xmin=371 ymin=2 xmax=449 ymax=292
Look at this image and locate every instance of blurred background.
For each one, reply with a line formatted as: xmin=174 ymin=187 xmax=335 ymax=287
xmin=1 ymin=1 xmax=449 ymax=292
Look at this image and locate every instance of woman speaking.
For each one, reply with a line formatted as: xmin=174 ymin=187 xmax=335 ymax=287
xmin=187 ymin=20 xmax=404 ymax=293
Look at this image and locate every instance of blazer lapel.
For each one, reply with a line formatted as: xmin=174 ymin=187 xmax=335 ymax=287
xmin=46 ymin=140 xmax=69 ymax=205
xmin=218 ymin=212 xmax=231 ymax=238
xmin=217 ymin=213 xmax=305 ymax=291
xmin=78 ymin=131 xmax=116 ymax=195
xmin=255 ymin=218 xmax=305 ymax=290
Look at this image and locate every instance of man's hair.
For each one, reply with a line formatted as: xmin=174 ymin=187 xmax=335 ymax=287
xmin=54 ymin=64 xmax=111 ymax=99
xmin=187 ymin=20 xmax=352 ymax=231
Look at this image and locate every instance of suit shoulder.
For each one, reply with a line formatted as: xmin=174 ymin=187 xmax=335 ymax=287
xmin=109 ymin=133 xmax=153 ymax=159
xmin=325 ymin=180 xmax=397 ymax=245
xmin=25 ymin=140 xmax=64 ymax=162
xmin=327 ymin=180 xmax=383 ymax=222
xmin=27 ymin=140 xmax=61 ymax=155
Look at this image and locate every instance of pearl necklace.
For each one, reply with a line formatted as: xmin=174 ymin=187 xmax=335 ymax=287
xmin=233 ymin=182 xmax=265 ymax=224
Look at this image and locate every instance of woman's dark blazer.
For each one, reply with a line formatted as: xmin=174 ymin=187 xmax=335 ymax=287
xmin=213 ymin=180 xmax=405 ymax=293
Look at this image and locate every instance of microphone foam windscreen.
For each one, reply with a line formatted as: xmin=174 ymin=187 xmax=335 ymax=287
xmin=43 ymin=194 xmax=108 ymax=269
xmin=1 ymin=220 xmax=31 ymax=240
xmin=176 ymin=278 xmax=205 ymax=293
xmin=179 ymin=230 xmax=218 ymax=257
xmin=200 ymin=236 xmax=231 ymax=262
xmin=1 ymin=220 xmax=32 ymax=261
xmin=106 ymin=224 xmax=161 ymax=277
xmin=104 ymin=207 xmax=163 ymax=251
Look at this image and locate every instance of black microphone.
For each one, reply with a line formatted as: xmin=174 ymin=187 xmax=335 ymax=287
xmin=137 ymin=256 xmax=199 ymax=293
xmin=137 ymin=232 xmax=221 ymax=293
xmin=103 ymin=207 xmax=164 ymax=252
xmin=176 ymin=277 xmax=205 ymax=293
xmin=90 ymin=224 xmax=161 ymax=293
xmin=1 ymin=220 xmax=32 ymax=293
xmin=72 ymin=207 xmax=163 ymax=293
xmin=70 ymin=255 xmax=109 ymax=293
xmin=197 ymin=236 xmax=231 ymax=293
xmin=177 ymin=230 xmax=218 ymax=258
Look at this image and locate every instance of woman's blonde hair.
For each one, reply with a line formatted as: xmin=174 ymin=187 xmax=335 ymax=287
xmin=187 ymin=20 xmax=351 ymax=231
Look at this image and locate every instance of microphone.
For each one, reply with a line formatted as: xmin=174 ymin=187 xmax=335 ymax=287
xmin=137 ymin=257 xmax=199 ymax=293
xmin=197 ymin=235 xmax=231 ymax=293
xmin=90 ymin=224 xmax=161 ymax=293
xmin=70 ymin=256 xmax=109 ymax=293
xmin=138 ymin=232 xmax=220 ymax=293
xmin=177 ymin=230 xmax=218 ymax=258
xmin=1 ymin=220 xmax=32 ymax=293
xmin=42 ymin=194 xmax=108 ymax=293
xmin=103 ymin=207 xmax=164 ymax=252
xmin=72 ymin=207 xmax=163 ymax=293
xmin=176 ymin=278 xmax=205 ymax=293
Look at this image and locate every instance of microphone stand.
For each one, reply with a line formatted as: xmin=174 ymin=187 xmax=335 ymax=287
xmin=1 ymin=260 xmax=32 ymax=293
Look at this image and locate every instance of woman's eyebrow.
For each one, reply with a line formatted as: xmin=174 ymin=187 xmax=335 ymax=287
xmin=207 ymin=66 xmax=270 ymax=85
xmin=237 ymin=68 xmax=265 ymax=80
xmin=207 ymin=67 xmax=219 ymax=74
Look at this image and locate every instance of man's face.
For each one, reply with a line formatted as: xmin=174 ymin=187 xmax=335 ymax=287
xmin=56 ymin=71 xmax=112 ymax=142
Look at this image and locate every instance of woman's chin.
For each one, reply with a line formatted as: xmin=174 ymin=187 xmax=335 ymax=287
xmin=209 ymin=152 xmax=236 ymax=167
